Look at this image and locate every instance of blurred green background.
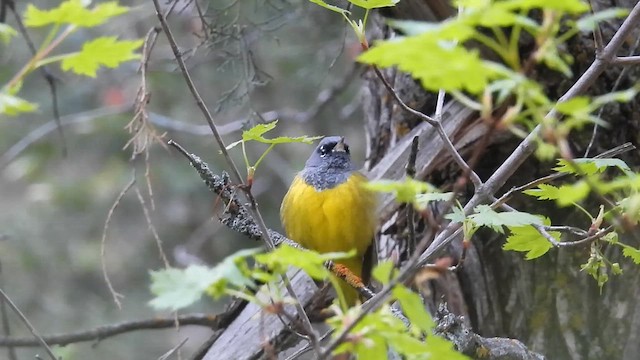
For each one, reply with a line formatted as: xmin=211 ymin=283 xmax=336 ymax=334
xmin=0 ymin=0 xmax=368 ymax=358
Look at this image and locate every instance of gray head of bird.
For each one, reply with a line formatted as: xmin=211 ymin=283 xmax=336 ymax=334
xmin=301 ymin=136 xmax=355 ymax=190
xmin=304 ymin=136 xmax=353 ymax=172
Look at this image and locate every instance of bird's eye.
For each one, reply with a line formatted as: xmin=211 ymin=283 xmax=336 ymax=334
xmin=319 ymin=145 xmax=330 ymax=157
xmin=344 ymin=144 xmax=350 ymax=154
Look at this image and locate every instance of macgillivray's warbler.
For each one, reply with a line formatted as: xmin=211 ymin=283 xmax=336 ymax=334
xmin=280 ymin=136 xmax=377 ymax=306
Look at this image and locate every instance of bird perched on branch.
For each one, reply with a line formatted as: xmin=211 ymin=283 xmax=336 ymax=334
xmin=280 ymin=136 xmax=377 ymax=306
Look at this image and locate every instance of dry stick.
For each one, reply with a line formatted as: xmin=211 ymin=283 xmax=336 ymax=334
xmin=0 ymin=261 xmax=17 ymax=360
xmin=372 ymin=67 xmax=483 ymax=189
xmin=0 ymin=289 xmax=57 ymax=360
xmin=321 ymin=5 xmax=640 ymax=357
xmin=585 ymin=34 xmax=640 ymax=156
xmin=150 ymin=1 xmax=320 ymax=354
xmin=0 ymin=313 xmax=233 ymax=347
xmin=405 ymin=137 xmax=420 ymax=256
xmin=101 ymin=174 xmax=136 ymax=309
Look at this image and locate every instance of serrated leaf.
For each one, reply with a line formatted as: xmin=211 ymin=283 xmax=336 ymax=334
xmin=554 ymin=158 xmax=632 ymax=176
xmin=621 ymin=244 xmax=640 ymax=264
xmin=61 ymin=37 xmax=142 ymax=77
xmin=523 ymin=182 xmax=590 ymax=206
xmin=576 ymin=8 xmax=629 ymax=31
xmin=445 ymin=205 xmax=466 ymax=223
xmin=393 ymin=286 xmax=435 ymax=334
xmin=523 ymin=184 xmax=561 ymax=199
xmin=0 ymin=92 xmax=38 ymax=115
xmin=0 ymin=24 xmax=17 ymax=43
xmin=468 ymin=204 xmax=542 ymax=233
xmin=149 ymin=248 xmax=259 ymax=311
xmin=349 ymin=0 xmax=399 ymax=9
xmin=226 ymin=120 xmax=322 ymax=149
xmin=255 ymin=244 xmax=354 ymax=280
xmin=24 ymin=0 xmax=129 ymax=28
xmin=415 ymin=192 xmax=454 ymax=208
xmin=358 ymin=27 xmax=495 ymax=94
xmin=503 ymin=219 xmax=558 ymax=259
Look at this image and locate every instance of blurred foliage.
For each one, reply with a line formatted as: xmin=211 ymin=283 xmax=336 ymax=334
xmin=0 ymin=0 xmax=364 ymax=358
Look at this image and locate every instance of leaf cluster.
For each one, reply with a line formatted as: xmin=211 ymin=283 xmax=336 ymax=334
xmin=1 ymin=0 xmax=142 ymax=116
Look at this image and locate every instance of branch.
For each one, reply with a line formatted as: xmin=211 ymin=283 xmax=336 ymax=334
xmin=0 ymin=288 xmax=56 ymax=359
xmin=419 ymin=2 xmax=640 ymax=266
xmin=434 ymin=303 xmax=545 ymax=360
xmin=0 ymin=312 xmax=241 ymax=347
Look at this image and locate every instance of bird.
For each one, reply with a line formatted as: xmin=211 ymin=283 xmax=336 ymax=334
xmin=280 ymin=136 xmax=377 ymax=306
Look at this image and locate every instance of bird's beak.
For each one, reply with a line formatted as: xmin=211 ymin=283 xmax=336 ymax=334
xmin=333 ymin=137 xmax=346 ymax=152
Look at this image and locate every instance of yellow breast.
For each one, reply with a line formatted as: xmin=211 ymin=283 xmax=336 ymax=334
xmin=280 ymin=172 xmax=377 ymax=266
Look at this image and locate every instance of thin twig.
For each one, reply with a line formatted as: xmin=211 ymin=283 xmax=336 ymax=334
xmin=157 ymin=338 xmax=189 ymax=360
xmin=0 ymin=261 xmax=17 ymax=360
xmin=0 ymin=313 xmax=230 ymax=347
xmin=101 ymin=174 xmax=136 ymax=309
xmin=0 ymin=289 xmax=57 ymax=360
xmin=405 ymin=136 xmax=419 ymax=257
xmin=372 ymin=67 xmax=483 ymax=189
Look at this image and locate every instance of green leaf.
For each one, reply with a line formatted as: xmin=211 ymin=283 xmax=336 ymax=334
xmin=445 ymin=205 xmax=466 ymax=224
xmin=358 ymin=26 xmax=495 ymax=93
xmin=0 ymin=24 xmax=17 ymax=43
xmin=393 ymin=286 xmax=435 ymax=334
xmin=308 ymin=0 xmax=350 ymax=16
xmin=576 ymin=8 xmax=629 ymax=31
xmin=503 ymin=219 xmax=558 ymax=259
xmin=24 ymin=0 xmax=129 ymax=28
xmin=226 ymin=120 xmax=322 ymax=149
xmin=523 ymin=184 xmax=561 ymax=200
xmin=555 ymin=96 xmax=590 ymax=116
xmin=386 ymin=332 xmax=431 ymax=354
xmin=415 ymin=192 xmax=454 ymax=208
xmin=499 ymin=0 xmax=589 ymax=13
xmin=60 ymin=37 xmax=143 ymax=77
xmin=424 ymin=334 xmax=470 ymax=360
xmin=621 ymin=244 xmax=640 ymax=265
xmin=554 ymin=158 xmax=632 ymax=176
xmin=468 ymin=204 xmax=542 ymax=233
xmin=349 ymin=0 xmax=399 ymax=9
xmin=149 ymin=248 xmax=259 ymax=311
xmin=372 ymin=260 xmax=395 ymax=285
xmin=255 ymin=244 xmax=354 ymax=280
xmin=592 ymin=87 xmax=638 ymax=107
xmin=364 ymin=178 xmax=436 ymax=205
xmin=523 ymin=182 xmax=590 ymax=206
xmin=0 ymin=92 xmax=38 ymax=115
